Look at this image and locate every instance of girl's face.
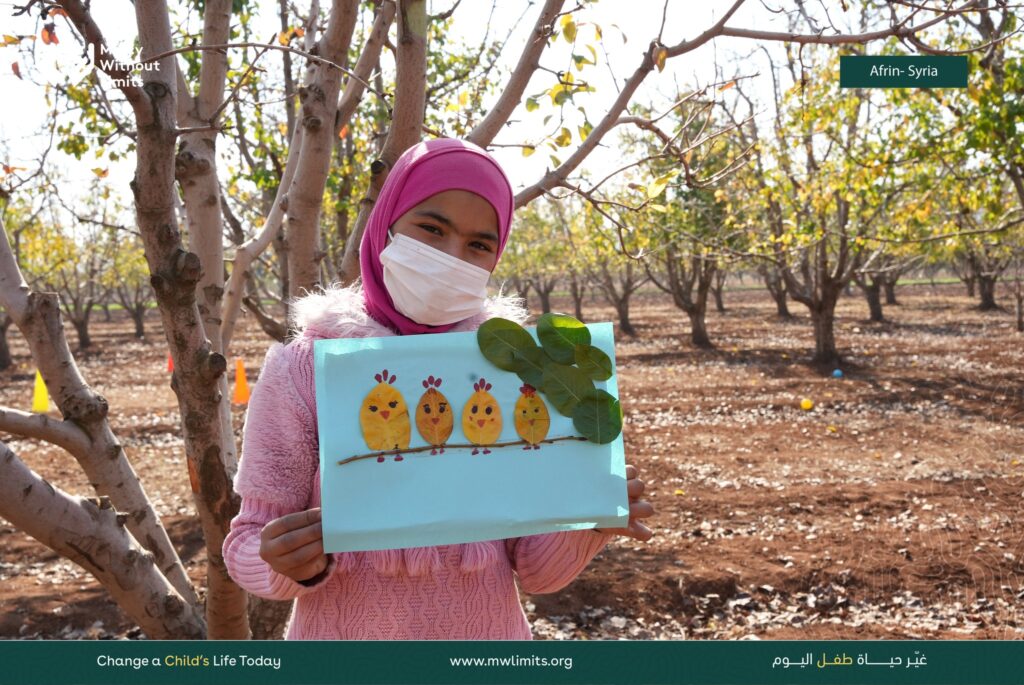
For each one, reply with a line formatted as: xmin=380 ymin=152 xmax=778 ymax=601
xmin=389 ymin=189 xmax=500 ymax=272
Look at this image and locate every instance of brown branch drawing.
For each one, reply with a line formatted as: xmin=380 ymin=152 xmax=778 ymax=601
xmin=338 ymin=435 xmax=589 ymax=466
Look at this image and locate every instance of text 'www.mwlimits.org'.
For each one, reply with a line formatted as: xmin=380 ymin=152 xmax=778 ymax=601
xmin=449 ymin=655 xmax=574 ymax=670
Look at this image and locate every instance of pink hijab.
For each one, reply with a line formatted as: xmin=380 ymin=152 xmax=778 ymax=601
xmin=359 ymin=138 xmax=515 ymax=335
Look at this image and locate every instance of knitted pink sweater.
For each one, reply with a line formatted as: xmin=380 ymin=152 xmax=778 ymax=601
xmin=223 ymin=284 xmax=615 ymax=639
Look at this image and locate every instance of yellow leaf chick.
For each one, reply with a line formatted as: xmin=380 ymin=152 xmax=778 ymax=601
xmin=359 ymin=368 xmax=411 ymax=462
xmin=415 ymin=375 xmax=453 ymax=455
xmin=514 ymin=383 xmax=550 ymax=450
xmin=461 ymin=377 xmax=502 ymax=455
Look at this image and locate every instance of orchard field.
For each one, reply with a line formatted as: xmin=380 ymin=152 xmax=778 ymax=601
xmin=2 ymin=282 xmax=1021 ymax=640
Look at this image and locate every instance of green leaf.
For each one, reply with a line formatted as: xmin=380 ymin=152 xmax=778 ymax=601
xmin=572 ymin=389 xmax=623 ymax=444
xmin=542 ymin=363 xmax=595 ymax=417
xmin=525 ymin=97 xmax=539 ymax=112
xmin=578 ymin=120 xmax=593 ymax=141
xmin=522 ymin=145 xmax=536 ymax=157
xmin=561 ymin=15 xmax=577 ymax=42
xmin=477 ymin=318 xmax=538 ymax=371
xmin=575 ymin=344 xmax=612 ymax=380
xmin=511 ymin=346 xmax=547 ymax=388
xmin=554 ymin=126 xmax=572 ymax=147
xmin=537 ymin=312 xmax=591 ymax=364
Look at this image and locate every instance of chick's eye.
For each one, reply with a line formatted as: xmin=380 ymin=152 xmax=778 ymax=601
xmin=369 ymin=405 xmax=378 ymax=412
xmin=484 ymin=406 xmax=493 ymax=415
xmin=534 ymin=407 xmax=540 ymax=413
xmin=439 ymin=403 xmax=447 ymax=413
xmin=423 ymin=404 xmax=431 ymax=414
xmin=388 ymin=400 xmax=398 ymax=408
xmin=471 ymin=405 xmax=478 ymax=414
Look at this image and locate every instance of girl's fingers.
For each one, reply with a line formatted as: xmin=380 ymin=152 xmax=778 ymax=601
xmin=625 ymin=464 xmax=638 ymax=480
xmin=263 ymin=508 xmax=321 ymax=541
xmin=626 ymin=478 xmax=645 ymax=498
xmin=288 ymin=554 xmax=330 ymax=583
xmin=263 ymin=520 xmax=323 ymax=559
xmin=628 ymin=520 xmax=654 ymax=542
xmin=629 ymin=499 xmax=655 ymax=519
xmin=276 ymin=538 xmax=327 ymax=571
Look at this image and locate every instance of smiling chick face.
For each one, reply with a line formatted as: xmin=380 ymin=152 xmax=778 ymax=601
xmin=359 ymin=370 xmax=411 ymax=451
xmin=514 ymin=385 xmax=550 ymax=445
xmin=461 ymin=378 xmax=502 ymax=445
xmin=415 ymin=383 xmax=453 ymax=446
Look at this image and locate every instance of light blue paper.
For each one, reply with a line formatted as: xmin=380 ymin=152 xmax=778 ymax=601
xmin=314 ymin=321 xmax=630 ymax=553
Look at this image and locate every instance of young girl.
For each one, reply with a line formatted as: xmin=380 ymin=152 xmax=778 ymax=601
xmin=223 ymin=138 xmax=654 ymax=640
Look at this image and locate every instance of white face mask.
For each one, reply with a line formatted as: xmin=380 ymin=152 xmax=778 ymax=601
xmin=380 ymin=229 xmax=492 ymax=326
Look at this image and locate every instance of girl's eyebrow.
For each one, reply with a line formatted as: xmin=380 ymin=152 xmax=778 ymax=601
xmin=414 ymin=209 xmax=499 ymax=243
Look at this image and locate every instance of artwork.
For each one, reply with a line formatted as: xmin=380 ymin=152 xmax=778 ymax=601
xmin=315 ymin=316 xmax=630 ymax=553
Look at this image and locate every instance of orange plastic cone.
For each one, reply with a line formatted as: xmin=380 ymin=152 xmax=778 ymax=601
xmin=233 ymin=358 xmax=250 ymax=405
xmin=167 ymin=352 xmax=174 ymax=372
xmin=32 ymin=370 xmax=49 ymax=413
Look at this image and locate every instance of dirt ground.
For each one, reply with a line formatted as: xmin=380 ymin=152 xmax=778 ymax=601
xmin=1 ymin=281 xmax=1022 ymax=640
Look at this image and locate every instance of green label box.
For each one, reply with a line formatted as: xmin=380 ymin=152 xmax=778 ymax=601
xmin=840 ymin=56 xmax=968 ymax=88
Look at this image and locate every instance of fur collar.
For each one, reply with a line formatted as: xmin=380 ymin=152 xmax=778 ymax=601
xmin=290 ymin=281 xmax=531 ymax=340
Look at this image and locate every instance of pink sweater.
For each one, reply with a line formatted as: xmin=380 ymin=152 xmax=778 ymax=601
xmin=223 ymin=284 xmax=615 ymax=639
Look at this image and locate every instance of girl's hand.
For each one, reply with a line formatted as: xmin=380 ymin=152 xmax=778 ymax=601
xmin=259 ymin=507 xmax=330 ymax=583
xmin=594 ymin=464 xmax=655 ymax=541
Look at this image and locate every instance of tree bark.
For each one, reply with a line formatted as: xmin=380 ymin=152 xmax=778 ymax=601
xmin=0 ymin=442 xmax=205 ymax=639
xmin=861 ymin=279 xmax=884 ymax=322
xmin=811 ymin=304 xmax=840 ymax=365
xmin=978 ymin=275 xmax=998 ymax=310
xmin=286 ymin=0 xmax=360 ymax=298
xmin=883 ymin=277 xmax=898 ymax=305
xmin=568 ymin=273 xmax=586 ymax=321
xmin=0 ymin=313 xmax=13 ymax=371
xmin=615 ymin=299 xmax=636 ymax=337
xmin=687 ymin=304 xmax=712 ymax=348
xmin=131 ymin=304 xmax=146 ymax=339
xmin=73 ymin=314 xmax=92 ymax=351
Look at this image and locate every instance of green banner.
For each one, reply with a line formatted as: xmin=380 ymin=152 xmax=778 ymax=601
xmin=839 ymin=56 xmax=968 ymax=88
xmin=0 ymin=640 xmax=1021 ymax=684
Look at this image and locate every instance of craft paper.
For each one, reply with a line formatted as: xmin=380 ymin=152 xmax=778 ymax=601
xmin=314 ymin=321 xmax=630 ymax=553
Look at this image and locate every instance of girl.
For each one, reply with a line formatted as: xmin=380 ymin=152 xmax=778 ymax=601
xmin=223 ymin=138 xmax=654 ymax=640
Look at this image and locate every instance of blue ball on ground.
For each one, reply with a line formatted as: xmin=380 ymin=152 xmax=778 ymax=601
xmin=832 ymin=369 xmax=844 ymax=379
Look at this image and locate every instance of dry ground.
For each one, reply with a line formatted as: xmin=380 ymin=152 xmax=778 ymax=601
xmin=1 ymin=281 xmax=1022 ymax=640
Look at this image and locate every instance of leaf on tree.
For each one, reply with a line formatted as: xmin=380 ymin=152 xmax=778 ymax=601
xmin=41 ymin=23 xmax=58 ymax=45
xmin=11 ymin=62 xmax=21 ymax=79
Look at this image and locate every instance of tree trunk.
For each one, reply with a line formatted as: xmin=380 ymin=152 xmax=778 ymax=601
xmin=569 ymin=274 xmax=586 ymax=321
xmin=73 ymin=317 xmax=92 ymax=351
xmin=862 ymin=281 xmax=884 ymax=322
xmin=883 ymin=278 xmax=898 ymax=305
xmin=978 ymin=276 xmax=998 ymax=310
xmin=687 ymin=306 xmax=712 ymax=348
xmin=712 ymin=284 xmax=725 ymax=313
xmin=536 ymin=286 xmax=552 ymax=314
xmin=774 ymin=290 xmax=791 ymax=318
xmin=615 ymin=299 xmax=636 ymax=337
xmin=1016 ymin=289 xmax=1023 ymax=333
xmin=131 ymin=305 xmax=146 ymax=339
xmin=0 ymin=315 xmax=11 ymax=371
xmin=811 ymin=305 xmax=839 ymax=365
xmin=965 ymin=276 xmax=976 ymax=299
xmin=247 ymin=597 xmax=292 ymax=640
xmin=102 ymin=302 xmax=112 ymax=322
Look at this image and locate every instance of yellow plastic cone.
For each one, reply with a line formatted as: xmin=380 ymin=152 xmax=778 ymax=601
xmin=233 ymin=359 xmax=250 ymax=405
xmin=32 ymin=370 xmax=49 ymax=413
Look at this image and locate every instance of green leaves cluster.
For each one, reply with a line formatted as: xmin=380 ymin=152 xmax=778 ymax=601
xmin=477 ymin=313 xmax=622 ymax=444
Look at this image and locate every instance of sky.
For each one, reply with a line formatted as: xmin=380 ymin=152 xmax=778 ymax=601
xmin=0 ymin=0 xmax=851 ymax=215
